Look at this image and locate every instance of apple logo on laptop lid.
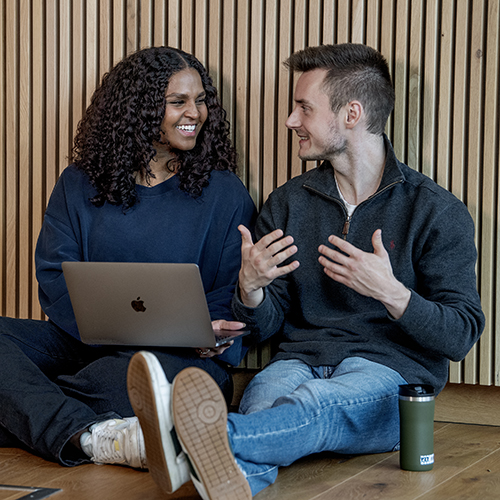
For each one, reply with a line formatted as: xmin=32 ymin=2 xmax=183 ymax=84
xmin=131 ymin=297 xmax=146 ymax=312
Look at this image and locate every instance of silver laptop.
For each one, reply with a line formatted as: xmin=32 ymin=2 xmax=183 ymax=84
xmin=62 ymin=261 xmax=248 ymax=347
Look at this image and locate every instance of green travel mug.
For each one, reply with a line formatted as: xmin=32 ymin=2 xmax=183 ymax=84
xmin=398 ymin=384 xmax=435 ymax=471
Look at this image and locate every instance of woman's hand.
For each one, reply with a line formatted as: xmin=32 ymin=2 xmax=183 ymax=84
xmin=195 ymin=319 xmax=244 ymax=358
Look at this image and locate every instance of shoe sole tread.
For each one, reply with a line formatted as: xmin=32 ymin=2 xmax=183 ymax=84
xmin=172 ymin=367 xmax=251 ymax=500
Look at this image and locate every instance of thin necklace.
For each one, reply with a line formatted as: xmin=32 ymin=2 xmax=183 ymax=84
xmin=135 ymin=169 xmax=176 ymax=187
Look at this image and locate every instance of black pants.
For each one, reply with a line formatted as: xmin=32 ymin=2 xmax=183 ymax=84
xmin=0 ymin=316 xmax=232 ymax=465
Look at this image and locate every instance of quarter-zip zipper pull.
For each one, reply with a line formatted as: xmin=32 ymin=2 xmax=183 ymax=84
xmin=342 ymin=216 xmax=351 ymax=240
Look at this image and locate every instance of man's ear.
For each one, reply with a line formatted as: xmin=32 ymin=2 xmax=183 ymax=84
xmin=345 ymin=101 xmax=363 ymax=129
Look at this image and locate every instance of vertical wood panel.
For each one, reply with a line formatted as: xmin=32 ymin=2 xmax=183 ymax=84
xmin=59 ymin=0 xmax=70 ymax=177
xmin=100 ymin=0 xmax=112 ymax=75
xmin=207 ymin=0 xmax=220 ymax=101
xmin=5 ymin=0 xmax=18 ymax=317
xmin=19 ymin=0 xmax=31 ymax=318
xmin=221 ymin=0 xmax=235 ymax=140
xmin=262 ymin=0 xmax=277 ymax=203
xmin=291 ymin=1 xmax=307 ymax=179
xmin=31 ymin=0 xmax=44 ymax=320
xmin=113 ymin=0 xmax=125 ymax=64
xmin=496 ymin=0 xmax=500 ymax=386
xmin=435 ymin=0 xmax=457 ymax=385
xmin=497 ymin=116 xmax=500 ymax=386
xmin=234 ymin=0 xmax=249 ymax=184
xmin=449 ymin=0 xmax=470 ymax=383
xmin=193 ymin=0 xmax=207 ymax=63
xmin=152 ymin=0 xmax=166 ymax=46
xmin=72 ymin=0 xmax=84 ymax=166
xmin=87 ymin=1 xmax=98 ymax=108
xmin=308 ymin=0 xmax=322 ymax=47
xmin=276 ymin=0 xmax=293 ymax=189
xmin=393 ymin=0 xmax=409 ymax=161
xmin=480 ymin=0 xmax=499 ymax=386
xmin=243 ymin=0 xmax=265 ymax=369
xmin=466 ymin=1 xmax=484 ymax=381
xmin=167 ymin=0 xmax=180 ymax=48
xmin=45 ymin=0 xmax=58 ymax=224
xmin=322 ymin=0 xmax=335 ymax=45
xmin=351 ymin=0 xmax=366 ymax=43
xmin=365 ymin=0 xmax=381 ymax=48
xmin=380 ymin=0 xmax=394 ymax=137
xmin=126 ymin=0 xmax=138 ymax=54
xmin=407 ymin=0 xmax=423 ymax=173
xmin=181 ymin=0 xmax=193 ymax=55
xmin=306 ymin=0 xmax=321 ymax=173
xmin=421 ymin=0 xmax=438 ymax=181
xmin=436 ymin=1 xmax=454 ymax=192
xmin=1 ymin=0 xmax=499 ymax=384
xmin=337 ymin=0 xmax=351 ymax=42
xmin=140 ymin=0 xmax=153 ymax=49
xmin=463 ymin=0 xmax=485 ymax=385
xmin=452 ymin=1 xmax=469 ymax=204
xmin=0 ymin=0 xmax=4 ymax=314
xmin=247 ymin=0 xmax=264 ymax=207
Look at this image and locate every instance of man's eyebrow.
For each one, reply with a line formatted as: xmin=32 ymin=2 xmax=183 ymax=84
xmin=294 ymin=98 xmax=312 ymax=106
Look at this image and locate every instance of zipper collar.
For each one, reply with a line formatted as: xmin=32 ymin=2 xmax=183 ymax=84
xmin=301 ymin=135 xmax=405 ymax=239
xmin=302 ymin=134 xmax=405 ymax=203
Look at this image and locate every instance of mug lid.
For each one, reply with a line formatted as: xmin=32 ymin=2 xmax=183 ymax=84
xmin=399 ymin=384 xmax=435 ymax=397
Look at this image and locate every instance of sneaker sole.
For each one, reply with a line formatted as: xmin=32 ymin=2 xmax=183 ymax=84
xmin=127 ymin=351 xmax=190 ymax=494
xmin=172 ymin=367 xmax=252 ymax=500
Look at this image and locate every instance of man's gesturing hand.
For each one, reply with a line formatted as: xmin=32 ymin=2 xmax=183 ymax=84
xmin=318 ymin=229 xmax=410 ymax=319
xmin=238 ymin=225 xmax=299 ymax=308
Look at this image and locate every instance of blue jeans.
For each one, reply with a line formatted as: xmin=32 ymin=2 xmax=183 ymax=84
xmin=228 ymin=357 xmax=406 ymax=495
xmin=0 ymin=316 xmax=231 ymax=465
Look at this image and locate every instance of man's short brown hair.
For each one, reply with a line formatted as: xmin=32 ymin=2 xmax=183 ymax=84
xmin=284 ymin=44 xmax=395 ymax=135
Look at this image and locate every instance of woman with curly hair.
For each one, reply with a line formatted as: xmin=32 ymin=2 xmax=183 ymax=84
xmin=0 ymin=46 xmax=256 ymax=477
xmin=73 ymin=46 xmax=240 ymax=208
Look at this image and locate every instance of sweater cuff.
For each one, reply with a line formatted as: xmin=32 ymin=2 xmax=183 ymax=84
xmin=231 ymin=282 xmax=268 ymax=319
xmin=391 ymin=289 xmax=435 ymax=343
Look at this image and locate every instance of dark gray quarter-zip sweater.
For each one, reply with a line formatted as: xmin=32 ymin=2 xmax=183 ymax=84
xmin=234 ymin=136 xmax=485 ymax=393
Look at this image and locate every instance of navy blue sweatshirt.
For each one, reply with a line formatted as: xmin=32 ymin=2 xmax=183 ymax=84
xmin=36 ymin=165 xmax=257 ymax=366
xmin=233 ymin=136 xmax=484 ymax=392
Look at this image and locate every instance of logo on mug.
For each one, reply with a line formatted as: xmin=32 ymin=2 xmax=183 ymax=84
xmin=420 ymin=453 xmax=434 ymax=466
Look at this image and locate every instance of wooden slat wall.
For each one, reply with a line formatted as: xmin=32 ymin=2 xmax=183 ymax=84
xmin=1 ymin=0 xmax=498 ymax=384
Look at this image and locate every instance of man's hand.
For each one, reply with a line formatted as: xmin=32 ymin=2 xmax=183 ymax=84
xmin=238 ymin=225 xmax=299 ymax=308
xmin=195 ymin=319 xmax=245 ymax=358
xmin=318 ymin=229 xmax=411 ymax=319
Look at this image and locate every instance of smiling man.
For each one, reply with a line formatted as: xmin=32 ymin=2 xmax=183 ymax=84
xmin=128 ymin=44 xmax=485 ymax=499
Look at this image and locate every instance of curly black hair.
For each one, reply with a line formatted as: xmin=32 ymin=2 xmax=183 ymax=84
xmin=72 ymin=46 xmax=238 ymax=208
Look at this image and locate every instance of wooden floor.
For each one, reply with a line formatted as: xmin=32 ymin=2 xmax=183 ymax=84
xmin=1 ymin=421 xmax=499 ymax=500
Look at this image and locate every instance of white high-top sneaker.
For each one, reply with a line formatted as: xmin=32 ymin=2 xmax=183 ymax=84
xmin=80 ymin=416 xmax=147 ymax=469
